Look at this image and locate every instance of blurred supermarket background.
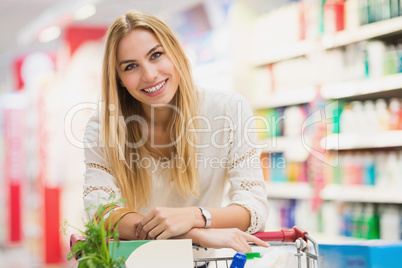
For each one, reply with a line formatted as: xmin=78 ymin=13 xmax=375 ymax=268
xmin=1 ymin=0 xmax=402 ymax=267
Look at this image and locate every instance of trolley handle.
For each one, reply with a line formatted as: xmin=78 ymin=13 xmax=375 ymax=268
xmin=70 ymin=233 xmax=85 ymax=259
xmin=253 ymin=226 xmax=308 ymax=242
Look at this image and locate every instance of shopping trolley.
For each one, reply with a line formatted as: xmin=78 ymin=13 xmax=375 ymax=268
xmin=70 ymin=226 xmax=319 ymax=267
xmin=193 ymin=226 xmax=319 ymax=268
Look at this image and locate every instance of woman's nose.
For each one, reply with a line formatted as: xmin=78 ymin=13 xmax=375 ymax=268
xmin=142 ymin=64 xmax=157 ymax=82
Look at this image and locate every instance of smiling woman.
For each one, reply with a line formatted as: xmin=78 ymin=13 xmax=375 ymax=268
xmin=82 ymin=10 xmax=269 ymax=254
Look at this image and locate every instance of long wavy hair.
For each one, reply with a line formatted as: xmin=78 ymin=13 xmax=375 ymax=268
xmin=101 ymin=10 xmax=200 ymax=211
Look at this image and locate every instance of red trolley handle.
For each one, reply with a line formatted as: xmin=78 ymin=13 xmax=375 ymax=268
xmin=253 ymin=226 xmax=308 ymax=242
xmin=70 ymin=233 xmax=85 ymax=259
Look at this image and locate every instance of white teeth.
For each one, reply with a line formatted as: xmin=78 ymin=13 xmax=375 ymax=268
xmin=143 ymin=80 xmax=166 ymax=93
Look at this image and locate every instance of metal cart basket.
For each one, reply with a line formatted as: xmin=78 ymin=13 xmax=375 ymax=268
xmin=193 ymin=226 xmax=319 ymax=268
xmin=70 ymin=226 xmax=319 ymax=268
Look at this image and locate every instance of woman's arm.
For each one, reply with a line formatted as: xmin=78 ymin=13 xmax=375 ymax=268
xmin=135 ymin=204 xmax=250 ymax=240
xmin=176 ymin=228 xmax=269 ymax=253
xmin=135 ymin=208 xmax=269 ymax=252
xmin=116 ymin=212 xmax=144 ymax=240
xmin=135 ymin=206 xmax=204 ymax=240
xmin=203 ymin=205 xmax=250 ymax=231
xmin=223 ymin=92 xmax=270 ymax=234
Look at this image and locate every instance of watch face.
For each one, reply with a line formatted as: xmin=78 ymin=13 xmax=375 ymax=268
xmin=204 ymin=209 xmax=211 ymax=218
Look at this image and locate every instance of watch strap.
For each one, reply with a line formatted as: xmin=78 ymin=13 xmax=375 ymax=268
xmin=198 ymin=207 xmax=211 ymax=228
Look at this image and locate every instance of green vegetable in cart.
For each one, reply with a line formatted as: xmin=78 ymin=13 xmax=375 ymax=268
xmin=61 ymin=196 xmax=126 ymax=268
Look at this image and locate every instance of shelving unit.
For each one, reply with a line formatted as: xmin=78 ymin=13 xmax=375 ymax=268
xmin=266 ymin=182 xmax=313 ymax=200
xmin=258 ymin=136 xmax=304 ymax=153
xmin=253 ymin=40 xmax=314 ymax=66
xmin=322 ymin=16 xmax=402 ymax=49
xmin=322 ymin=130 xmax=402 ymax=150
xmin=244 ymin=0 xmax=402 ymax=240
xmin=258 ymin=135 xmax=310 ymax=163
xmin=253 ymin=87 xmax=316 ymax=110
xmin=321 ymin=184 xmax=402 ymax=204
xmin=253 ymin=16 xmax=402 ymax=69
xmin=321 ymin=73 xmax=402 ymax=100
xmin=267 ymin=183 xmax=402 ymax=204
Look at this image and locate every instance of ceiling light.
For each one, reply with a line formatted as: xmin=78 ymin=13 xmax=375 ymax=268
xmin=74 ymin=4 xmax=96 ymax=21
xmin=38 ymin=26 xmax=61 ymax=43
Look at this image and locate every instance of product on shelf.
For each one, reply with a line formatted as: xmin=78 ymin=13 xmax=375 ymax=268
xmin=380 ymin=205 xmax=402 ymax=241
xmin=339 ymin=203 xmax=380 ymax=239
xmin=334 ymin=99 xmax=402 ymax=134
xmin=261 ymin=152 xmax=308 ymax=184
xmin=324 ymin=0 xmax=345 ymax=33
xmin=324 ymin=149 xmax=402 ymax=187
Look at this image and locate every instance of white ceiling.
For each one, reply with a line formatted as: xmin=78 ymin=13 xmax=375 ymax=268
xmin=0 ymin=0 xmax=284 ymax=83
xmin=0 ymin=0 xmax=202 ymax=68
xmin=0 ymin=0 xmax=60 ymax=54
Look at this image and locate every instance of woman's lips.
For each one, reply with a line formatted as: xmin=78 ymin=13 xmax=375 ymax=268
xmin=141 ymin=79 xmax=168 ymax=97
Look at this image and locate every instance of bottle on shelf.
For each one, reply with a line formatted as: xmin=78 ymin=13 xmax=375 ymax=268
xmin=362 ymin=152 xmax=376 ymax=185
xmin=341 ymin=203 xmax=354 ymax=237
xmin=363 ymin=100 xmax=378 ymax=133
xmin=366 ymin=41 xmax=386 ymax=78
xmin=324 ymin=0 xmax=345 ymax=33
xmin=389 ymin=98 xmax=402 ymax=130
xmin=384 ymin=152 xmax=399 ymax=186
xmin=398 ymin=151 xmax=402 ymax=187
xmin=339 ymin=103 xmax=354 ymax=133
xmin=375 ymin=99 xmax=390 ymax=131
xmin=380 ymin=205 xmax=401 ymax=241
xmin=361 ymin=203 xmax=380 ymax=239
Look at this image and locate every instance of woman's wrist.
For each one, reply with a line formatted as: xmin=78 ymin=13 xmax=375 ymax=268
xmin=186 ymin=227 xmax=201 ymax=244
xmin=174 ymin=226 xmax=201 ymax=244
xmin=192 ymin=206 xmax=206 ymax=228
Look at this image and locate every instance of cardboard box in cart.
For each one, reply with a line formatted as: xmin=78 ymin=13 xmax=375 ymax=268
xmin=109 ymin=239 xmax=194 ymax=268
xmin=319 ymin=240 xmax=402 ymax=268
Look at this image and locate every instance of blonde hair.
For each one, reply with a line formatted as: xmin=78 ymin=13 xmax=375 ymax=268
xmin=101 ymin=10 xmax=199 ymax=211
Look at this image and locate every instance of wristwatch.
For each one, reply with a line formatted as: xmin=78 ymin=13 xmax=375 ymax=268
xmin=198 ymin=207 xmax=211 ymax=228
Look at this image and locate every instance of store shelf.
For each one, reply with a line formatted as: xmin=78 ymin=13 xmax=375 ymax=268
xmin=321 ymin=184 xmax=402 ymax=203
xmin=310 ymin=232 xmax=363 ymax=244
xmin=321 ymin=131 xmax=402 ymax=150
xmin=259 ymin=136 xmax=302 ymax=153
xmin=253 ymin=40 xmax=314 ymax=66
xmin=321 ymin=73 xmax=402 ymax=100
xmin=266 ymin=182 xmax=313 ymax=200
xmin=322 ymin=16 xmax=402 ymax=49
xmin=254 ymin=17 xmax=402 ymax=65
xmin=253 ymin=87 xmax=316 ymax=109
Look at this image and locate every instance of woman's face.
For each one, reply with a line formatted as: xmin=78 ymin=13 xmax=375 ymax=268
xmin=116 ymin=29 xmax=179 ymax=108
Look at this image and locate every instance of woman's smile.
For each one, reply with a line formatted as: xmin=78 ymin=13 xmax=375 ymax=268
xmin=141 ymin=78 xmax=168 ymax=96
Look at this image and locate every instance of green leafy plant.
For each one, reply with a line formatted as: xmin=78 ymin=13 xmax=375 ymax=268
xmin=61 ymin=198 xmax=126 ymax=268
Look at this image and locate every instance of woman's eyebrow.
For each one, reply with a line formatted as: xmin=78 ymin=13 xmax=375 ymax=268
xmin=119 ymin=44 xmax=162 ymax=66
xmin=146 ymin=44 xmax=162 ymax=57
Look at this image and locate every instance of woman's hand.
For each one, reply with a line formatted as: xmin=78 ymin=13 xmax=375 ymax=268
xmin=182 ymin=228 xmax=269 ymax=253
xmin=135 ymin=207 xmax=202 ymax=240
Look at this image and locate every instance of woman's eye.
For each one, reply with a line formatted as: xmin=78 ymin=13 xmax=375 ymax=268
xmin=151 ymin=52 xmax=162 ymax=60
xmin=124 ymin=63 xmax=137 ymax=71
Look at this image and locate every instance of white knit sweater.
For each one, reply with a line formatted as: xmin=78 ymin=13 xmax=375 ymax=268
xmin=82 ymin=88 xmax=269 ymax=233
